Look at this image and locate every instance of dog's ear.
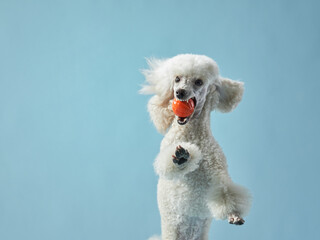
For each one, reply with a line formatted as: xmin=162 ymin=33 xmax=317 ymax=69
xmin=216 ymin=77 xmax=244 ymax=113
xmin=139 ymin=58 xmax=169 ymax=96
xmin=146 ymin=95 xmax=175 ymax=134
xmin=140 ymin=58 xmax=175 ymax=134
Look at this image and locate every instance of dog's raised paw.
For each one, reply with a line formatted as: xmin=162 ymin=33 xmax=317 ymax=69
xmin=172 ymin=145 xmax=189 ymax=165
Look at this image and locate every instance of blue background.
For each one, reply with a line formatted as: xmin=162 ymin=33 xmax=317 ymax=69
xmin=1 ymin=0 xmax=319 ymax=239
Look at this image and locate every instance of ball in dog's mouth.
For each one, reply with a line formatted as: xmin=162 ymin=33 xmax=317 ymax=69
xmin=173 ymin=97 xmax=197 ymax=125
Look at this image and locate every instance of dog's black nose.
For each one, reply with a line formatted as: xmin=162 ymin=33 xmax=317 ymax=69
xmin=176 ymin=89 xmax=186 ymax=99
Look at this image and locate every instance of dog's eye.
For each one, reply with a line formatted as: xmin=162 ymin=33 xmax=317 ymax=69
xmin=195 ymin=79 xmax=203 ymax=86
xmin=175 ymin=76 xmax=180 ymax=83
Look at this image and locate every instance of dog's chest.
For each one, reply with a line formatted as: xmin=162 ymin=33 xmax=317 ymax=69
xmin=164 ymin=123 xmax=211 ymax=146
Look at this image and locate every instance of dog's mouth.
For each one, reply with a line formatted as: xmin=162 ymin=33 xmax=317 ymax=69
xmin=177 ymin=97 xmax=197 ymax=125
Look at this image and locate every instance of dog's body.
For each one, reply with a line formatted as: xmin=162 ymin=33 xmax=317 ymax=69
xmin=141 ymin=54 xmax=251 ymax=240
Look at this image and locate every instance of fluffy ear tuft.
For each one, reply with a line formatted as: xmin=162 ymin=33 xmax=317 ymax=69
xmin=140 ymin=58 xmax=175 ymax=134
xmin=147 ymin=95 xmax=174 ymax=134
xmin=139 ymin=58 xmax=168 ymax=95
xmin=217 ymin=77 xmax=244 ymax=113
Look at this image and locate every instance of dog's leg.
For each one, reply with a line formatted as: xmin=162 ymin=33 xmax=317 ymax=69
xmin=207 ymin=174 xmax=251 ymax=224
xmin=172 ymin=145 xmax=189 ymax=165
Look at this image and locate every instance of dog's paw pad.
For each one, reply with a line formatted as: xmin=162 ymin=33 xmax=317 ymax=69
xmin=172 ymin=146 xmax=190 ymax=165
xmin=175 ymin=145 xmax=190 ymax=159
xmin=234 ymin=217 xmax=245 ymax=225
xmin=228 ymin=215 xmax=245 ymax=225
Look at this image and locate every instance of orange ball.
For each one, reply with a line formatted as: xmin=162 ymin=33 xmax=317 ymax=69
xmin=172 ymin=98 xmax=195 ymax=117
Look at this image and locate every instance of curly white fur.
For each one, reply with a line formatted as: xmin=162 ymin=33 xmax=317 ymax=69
xmin=140 ymin=54 xmax=251 ymax=240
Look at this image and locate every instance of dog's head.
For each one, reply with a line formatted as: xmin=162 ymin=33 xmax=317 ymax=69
xmin=140 ymin=54 xmax=244 ymax=133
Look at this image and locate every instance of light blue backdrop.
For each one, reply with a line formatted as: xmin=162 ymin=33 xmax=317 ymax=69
xmin=1 ymin=0 xmax=319 ymax=239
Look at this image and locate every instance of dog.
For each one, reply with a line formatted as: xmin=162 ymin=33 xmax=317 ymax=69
xmin=140 ymin=54 xmax=251 ymax=240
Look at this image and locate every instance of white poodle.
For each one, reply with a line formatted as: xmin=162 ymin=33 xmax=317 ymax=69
xmin=140 ymin=54 xmax=251 ymax=240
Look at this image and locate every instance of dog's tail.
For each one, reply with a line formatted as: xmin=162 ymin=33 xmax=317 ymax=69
xmin=148 ymin=235 xmax=161 ymax=240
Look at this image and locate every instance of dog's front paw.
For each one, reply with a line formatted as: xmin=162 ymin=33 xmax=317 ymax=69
xmin=172 ymin=145 xmax=189 ymax=165
xmin=228 ymin=213 xmax=245 ymax=225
